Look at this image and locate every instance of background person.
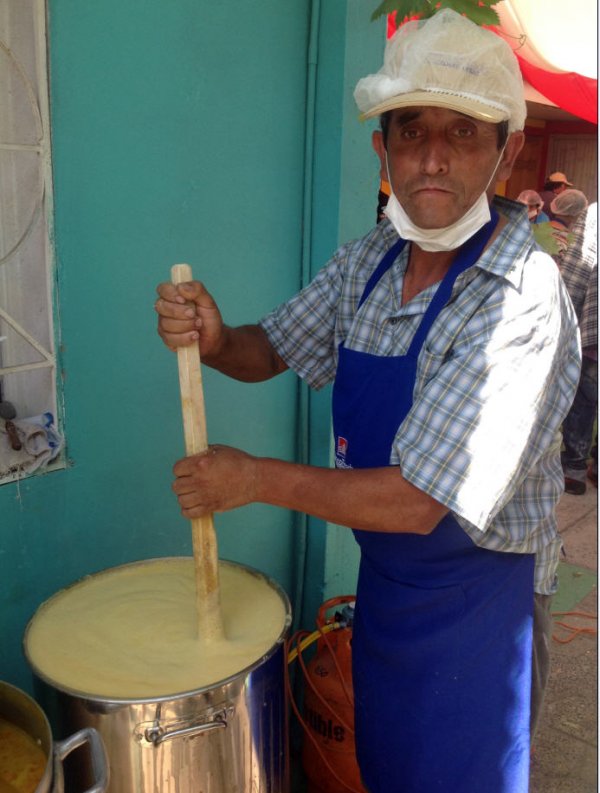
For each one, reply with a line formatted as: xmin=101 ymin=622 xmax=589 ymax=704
xmin=155 ymin=11 xmax=580 ymax=792
xmin=539 ymin=171 xmax=574 ymax=220
xmin=549 ymin=189 xmax=589 ymax=262
xmin=517 ymin=189 xmax=550 ymax=223
xmin=557 ymin=202 xmax=598 ymax=495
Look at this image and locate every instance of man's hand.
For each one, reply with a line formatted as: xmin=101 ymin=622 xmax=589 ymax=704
xmin=172 ymin=445 xmax=258 ymax=518
xmin=172 ymin=447 xmax=448 ymax=534
xmin=155 ymin=280 xmax=224 ymax=357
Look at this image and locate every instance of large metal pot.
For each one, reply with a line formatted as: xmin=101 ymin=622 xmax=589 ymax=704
xmin=23 ymin=559 xmax=292 ymax=793
xmin=0 ymin=680 xmax=108 ymax=793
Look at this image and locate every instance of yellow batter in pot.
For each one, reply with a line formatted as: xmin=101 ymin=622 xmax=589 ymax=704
xmin=25 ymin=558 xmax=288 ymax=699
xmin=0 ymin=717 xmax=46 ymax=793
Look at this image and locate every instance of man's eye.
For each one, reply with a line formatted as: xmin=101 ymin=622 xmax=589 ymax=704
xmin=400 ymin=128 xmax=421 ymax=140
xmin=454 ymin=126 xmax=475 ymax=137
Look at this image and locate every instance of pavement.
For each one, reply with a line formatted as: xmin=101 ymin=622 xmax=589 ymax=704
xmin=530 ymin=482 xmax=598 ymax=793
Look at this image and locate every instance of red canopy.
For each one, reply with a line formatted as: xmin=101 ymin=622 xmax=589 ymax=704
xmin=511 ymin=51 xmax=597 ymax=124
xmin=386 ymin=12 xmax=598 ymax=125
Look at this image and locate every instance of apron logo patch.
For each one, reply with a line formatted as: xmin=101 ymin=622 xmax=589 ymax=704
xmin=335 ymin=436 xmax=353 ymax=468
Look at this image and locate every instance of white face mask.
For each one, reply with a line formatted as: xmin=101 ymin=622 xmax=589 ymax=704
xmin=383 ymin=146 xmax=506 ymax=252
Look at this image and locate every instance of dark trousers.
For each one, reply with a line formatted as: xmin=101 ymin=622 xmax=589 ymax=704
xmin=562 ymin=356 xmax=598 ymax=480
xmin=531 ymin=592 xmax=553 ymax=739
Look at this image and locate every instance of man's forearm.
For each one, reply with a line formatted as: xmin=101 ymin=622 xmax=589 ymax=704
xmin=202 ymin=324 xmax=288 ymax=382
xmin=254 ymin=458 xmax=449 ymax=534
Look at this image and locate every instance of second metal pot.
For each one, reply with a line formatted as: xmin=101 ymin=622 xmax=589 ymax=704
xmin=0 ymin=680 xmax=108 ymax=793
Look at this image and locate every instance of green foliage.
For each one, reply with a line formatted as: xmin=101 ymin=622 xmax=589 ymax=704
xmin=371 ymin=0 xmax=501 ymax=26
xmin=531 ymin=222 xmax=561 ymax=255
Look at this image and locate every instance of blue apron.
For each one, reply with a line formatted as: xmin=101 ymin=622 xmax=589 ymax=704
xmin=332 ymin=212 xmax=534 ymax=793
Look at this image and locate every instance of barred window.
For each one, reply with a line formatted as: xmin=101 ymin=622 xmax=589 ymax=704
xmin=0 ymin=0 xmax=63 ymax=483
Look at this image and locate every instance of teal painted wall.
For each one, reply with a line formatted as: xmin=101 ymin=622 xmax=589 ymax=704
xmin=299 ymin=2 xmax=385 ymax=627
xmin=0 ymin=0 xmax=386 ymax=692
xmin=1 ymin=0 xmax=309 ymax=692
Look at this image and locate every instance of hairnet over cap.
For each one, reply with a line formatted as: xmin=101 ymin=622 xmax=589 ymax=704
xmin=550 ymin=189 xmax=588 ymax=217
xmin=517 ymin=190 xmax=544 ymax=208
xmin=354 ymin=9 xmax=527 ymax=133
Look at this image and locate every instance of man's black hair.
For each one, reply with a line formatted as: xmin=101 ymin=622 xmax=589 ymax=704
xmin=380 ymin=111 xmax=509 ymax=150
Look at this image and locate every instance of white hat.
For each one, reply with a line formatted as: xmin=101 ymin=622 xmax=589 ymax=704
xmin=354 ymin=9 xmax=527 ymax=133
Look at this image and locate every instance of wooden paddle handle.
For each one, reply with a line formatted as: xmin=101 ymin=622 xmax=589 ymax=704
xmin=171 ymin=263 xmax=224 ymax=642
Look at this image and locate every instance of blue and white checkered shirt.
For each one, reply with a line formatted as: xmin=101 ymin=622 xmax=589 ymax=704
xmin=260 ymin=197 xmax=581 ymax=594
xmin=558 ymin=202 xmax=597 ymax=353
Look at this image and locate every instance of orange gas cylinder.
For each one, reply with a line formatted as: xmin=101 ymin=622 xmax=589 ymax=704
xmin=301 ymin=596 xmax=366 ymax=793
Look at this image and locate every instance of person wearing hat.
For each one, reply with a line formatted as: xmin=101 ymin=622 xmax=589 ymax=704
xmin=539 ymin=171 xmax=574 ymax=220
xmin=517 ymin=189 xmax=550 ymax=224
xmin=550 ymin=196 xmax=597 ymax=496
xmin=549 ymin=188 xmax=589 ymax=259
xmin=155 ymin=10 xmax=580 ymax=792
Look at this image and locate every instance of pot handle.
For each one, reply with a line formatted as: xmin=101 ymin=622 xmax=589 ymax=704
xmin=145 ymin=715 xmax=227 ymax=746
xmin=52 ymin=727 xmax=110 ymax=793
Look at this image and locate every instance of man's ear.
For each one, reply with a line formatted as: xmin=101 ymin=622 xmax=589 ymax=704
xmin=372 ymin=130 xmax=388 ymax=182
xmin=496 ymin=131 xmax=525 ymax=183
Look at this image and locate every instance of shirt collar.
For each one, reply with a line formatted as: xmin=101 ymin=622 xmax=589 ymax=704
xmin=379 ymin=194 xmax=536 ymax=288
xmin=478 ymin=196 xmax=536 ymax=288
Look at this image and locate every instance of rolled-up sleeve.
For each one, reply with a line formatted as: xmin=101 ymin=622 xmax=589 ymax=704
xmin=396 ymin=256 xmax=581 ymax=533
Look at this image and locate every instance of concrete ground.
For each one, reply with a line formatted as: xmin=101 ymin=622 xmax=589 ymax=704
xmin=530 ymin=483 xmax=598 ymax=793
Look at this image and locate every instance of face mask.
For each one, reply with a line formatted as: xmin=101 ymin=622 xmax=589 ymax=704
xmin=384 ymin=190 xmax=491 ymax=252
xmin=528 ymin=209 xmax=538 ymax=220
xmin=383 ymin=146 xmax=506 ymax=253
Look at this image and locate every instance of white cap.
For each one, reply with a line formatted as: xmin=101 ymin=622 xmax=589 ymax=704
xmin=354 ymin=9 xmax=527 ymax=133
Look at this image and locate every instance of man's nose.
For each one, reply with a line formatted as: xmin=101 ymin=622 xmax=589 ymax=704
xmin=419 ymin=137 xmax=450 ymax=175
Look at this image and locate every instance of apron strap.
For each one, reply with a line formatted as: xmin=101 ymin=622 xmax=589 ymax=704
xmin=356 ymin=208 xmax=499 ymax=356
xmin=406 ymin=207 xmax=499 ymax=358
xmin=358 ymin=237 xmax=407 ymax=310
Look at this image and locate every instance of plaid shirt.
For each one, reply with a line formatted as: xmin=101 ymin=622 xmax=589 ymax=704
xmin=260 ymin=197 xmax=581 ymax=594
xmin=558 ymin=203 xmax=597 ymax=353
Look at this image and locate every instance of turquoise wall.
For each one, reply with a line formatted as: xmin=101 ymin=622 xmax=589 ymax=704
xmin=0 ymin=0 xmax=385 ymax=692
xmin=300 ymin=2 xmax=385 ymax=625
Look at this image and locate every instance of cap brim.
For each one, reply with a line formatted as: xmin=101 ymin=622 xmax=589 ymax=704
xmin=360 ymin=90 xmax=508 ymax=124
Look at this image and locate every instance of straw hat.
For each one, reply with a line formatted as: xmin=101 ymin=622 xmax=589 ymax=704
xmin=548 ymin=172 xmax=573 ymax=186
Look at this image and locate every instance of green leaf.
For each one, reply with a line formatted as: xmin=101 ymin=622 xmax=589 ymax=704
xmin=372 ymin=0 xmax=502 ymax=26
xmin=438 ymin=0 xmax=500 ymax=24
xmin=371 ymin=0 xmax=397 ymax=22
xmin=371 ymin=0 xmax=431 ymax=23
xmin=532 ymin=222 xmax=561 ymax=255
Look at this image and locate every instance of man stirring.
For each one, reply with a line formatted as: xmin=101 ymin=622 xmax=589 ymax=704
xmin=155 ymin=10 xmax=580 ymax=792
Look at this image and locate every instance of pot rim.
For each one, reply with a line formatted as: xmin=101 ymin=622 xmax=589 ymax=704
xmin=23 ymin=556 xmax=292 ymax=706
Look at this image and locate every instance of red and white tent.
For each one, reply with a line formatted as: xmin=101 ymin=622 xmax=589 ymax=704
xmin=387 ymin=1 xmax=598 ymax=124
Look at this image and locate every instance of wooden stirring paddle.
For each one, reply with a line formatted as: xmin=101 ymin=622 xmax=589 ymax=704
xmin=171 ymin=263 xmax=225 ymax=642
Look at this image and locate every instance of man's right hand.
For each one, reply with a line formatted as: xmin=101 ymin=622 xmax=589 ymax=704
xmin=155 ymin=280 xmax=224 ymax=358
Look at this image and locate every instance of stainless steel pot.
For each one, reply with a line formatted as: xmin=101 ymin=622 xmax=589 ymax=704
xmin=24 ymin=559 xmax=292 ymax=793
xmin=0 ymin=680 xmax=108 ymax=793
